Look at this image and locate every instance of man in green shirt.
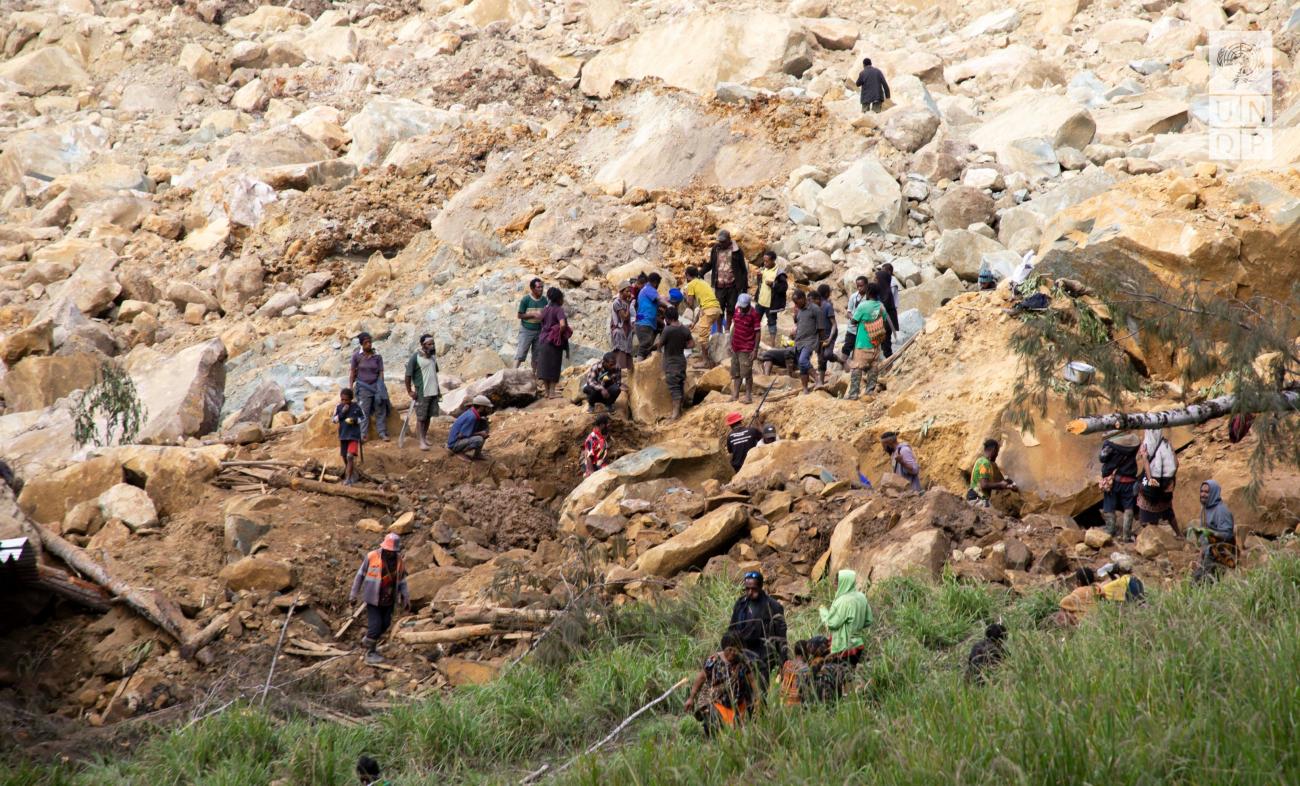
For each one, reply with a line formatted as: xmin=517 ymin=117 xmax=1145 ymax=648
xmin=404 ymin=334 xmax=441 ymax=451
xmin=967 ymin=438 xmax=1017 ymax=506
xmin=514 ymin=277 xmax=548 ymax=372
xmin=846 ymin=282 xmax=884 ymax=400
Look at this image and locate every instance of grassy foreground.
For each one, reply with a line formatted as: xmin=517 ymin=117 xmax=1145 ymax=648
xmin=9 ymin=556 xmax=1300 ymax=786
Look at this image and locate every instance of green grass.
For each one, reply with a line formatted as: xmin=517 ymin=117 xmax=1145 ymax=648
xmin=9 ymin=558 xmax=1300 ymax=785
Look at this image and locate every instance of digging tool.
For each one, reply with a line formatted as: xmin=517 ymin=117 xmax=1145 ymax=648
xmin=747 ymin=379 xmax=777 ymax=430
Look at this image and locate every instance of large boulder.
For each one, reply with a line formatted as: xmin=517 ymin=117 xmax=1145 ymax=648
xmin=53 ymin=258 xmax=121 ymax=317
xmin=999 ymin=138 xmax=1060 ymax=183
xmin=219 ymin=556 xmax=295 ymax=592
xmin=933 ymin=229 xmax=1006 ymax=281
xmin=732 ymin=439 xmax=860 ymax=487
xmin=559 ymin=437 xmax=719 ymax=531
xmin=850 ymin=518 xmax=950 ymax=582
xmin=814 ymin=157 xmax=904 ymax=233
xmin=883 ymin=108 xmax=941 ymax=153
xmin=344 ymin=99 xmax=463 ymax=169
xmin=0 ymin=47 xmax=88 ymax=96
xmin=969 ymin=92 xmax=1095 ymax=158
xmin=440 ymin=368 xmax=538 ymax=415
xmin=627 ymin=353 xmax=675 ymax=423
xmin=224 ymin=6 xmax=311 ymax=37
xmin=407 ymin=566 xmax=467 ymax=606
xmin=128 ymin=338 xmax=228 ymax=442
xmin=17 ymin=455 xmax=122 ymax=524
xmin=635 ymin=503 xmax=749 ymax=577
xmin=218 ymin=256 xmax=265 ymax=314
xmin=97 ymin=483 xmax=159 ymax=531
xmin=931 ymin=186 xmax=995 ymax=232
xmin=0 ymin=320 xmax=54 ymax=366
xmin=101 ymin=445 xmax=224 ymax=517
xmin=453 ymin=0 xmax=541 ymax=27
xmin=579 ymin=11 xmax=813 ymax=98
xmin=0 ymin=354 xmax=105 ymax=413
xmin=230 ymin=381 xmax=286 ymax=428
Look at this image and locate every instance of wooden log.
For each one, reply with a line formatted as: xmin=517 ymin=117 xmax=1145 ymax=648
xmin=37 ymin=564 xmax=111 ymax=611
xmin=266 ymin=471 xmax=399 ymax=506
xmin=452 ymin=605 xmax=563 ymax=629
xmin=398 ymin=624 xmax=495 ymax=645
xmin=1066 ymin=391 xmax=1300 ymax=435
xmin=181 ymin=612 xmax=232 ymax=660
xmin=34 ymin=522 xmax=196 ymax=646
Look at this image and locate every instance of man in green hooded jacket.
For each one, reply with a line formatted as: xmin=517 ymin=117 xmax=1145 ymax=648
xmin=819 ymin=569 xmax=872 ymax=657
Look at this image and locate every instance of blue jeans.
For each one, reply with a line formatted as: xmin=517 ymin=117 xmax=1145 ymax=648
xmin=797 ymin=344 xmax=816 ymax=373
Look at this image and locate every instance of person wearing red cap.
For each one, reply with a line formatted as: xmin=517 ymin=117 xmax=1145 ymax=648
xmin=349 ymin=533 xmax=409 ymax=664
xmin=725 ymin=412 xmax=763 ymax=473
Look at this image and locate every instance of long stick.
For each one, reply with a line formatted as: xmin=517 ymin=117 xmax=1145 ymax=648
xmin=261 ymin=602 xmax=297 ymax=705
xmin=747 ymin=380 xmax=777 ymax=429
xmin=521 ymin=677 xmax=689 ymax=784
xmin=1066 ymin=390 xmax=1300 ymax=435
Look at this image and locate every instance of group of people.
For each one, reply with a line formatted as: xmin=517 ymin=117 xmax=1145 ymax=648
xmin=684 ymin=569 xmax=873 ymax=734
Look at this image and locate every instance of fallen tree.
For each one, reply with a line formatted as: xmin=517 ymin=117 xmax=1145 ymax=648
xmin=34 ymin=522 xmax=196 ymax=645
xmin=266 ymin=471 xmax=400 ymax=506
xmin=1067 ymin=391 xmax=1300 ymax=435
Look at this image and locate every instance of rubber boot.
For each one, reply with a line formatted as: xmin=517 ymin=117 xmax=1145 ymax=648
xmin=1121 ymin=510 xmax=1135 ymax=543
xmin=362 ymin=636 xmax=384 ymax=664
xmin=847 ymin=370 xmax=861 ymax=399
xmin=1101 ymin=511 xmax=1117 ymax=537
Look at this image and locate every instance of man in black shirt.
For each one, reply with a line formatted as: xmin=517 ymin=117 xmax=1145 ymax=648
xmin=725 ymin=412 xmax=762 ymax=472
xmin=1099 ymin=432 xmax=1141 ymax=542
xmin=855 ymin=57 xmax=890 ymax=113
xmin=656 ymin=309 xmax=693 ymax=420
xmin=727 ymin=570 xmax=787 ymax=698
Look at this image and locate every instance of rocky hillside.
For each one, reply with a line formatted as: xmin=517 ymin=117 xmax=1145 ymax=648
xmin=2 ymin=0 xmax=1300 ymax=751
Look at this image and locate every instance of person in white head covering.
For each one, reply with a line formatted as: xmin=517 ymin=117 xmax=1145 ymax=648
xmin=1136 ymin=428 xmax=1179 ymax=533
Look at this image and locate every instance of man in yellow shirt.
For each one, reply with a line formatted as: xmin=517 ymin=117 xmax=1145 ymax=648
xmin=684 ymin=265 xmax=722 ymax=368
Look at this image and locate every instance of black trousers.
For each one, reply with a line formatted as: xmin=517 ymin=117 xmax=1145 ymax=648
xmin=366 ymin=603 xmax=394 ymax=641
xmin=716 ymin=286 xmax=739 ymax=326
xmin=881 ymin=302 xmax=898 ymax=358
xmin=585 ymin=384 xmax=621 ymax=406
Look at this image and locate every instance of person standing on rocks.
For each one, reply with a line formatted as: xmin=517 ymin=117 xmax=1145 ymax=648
xmin=701 ymin=230 xmax=748 ymax=329
xmin=536 ymin=287 xmax=571 ymax=400
xmin=447 ymin=395 xmax=493 ymax=461
xmin=655 ymin=308 xmax=694 ymax=420
xmin=1136 ymin=428 xmax=1179 ymax=534
xmin=582 ymin=351 xmax=623 ymax=413
xmin=332 ymin=387 xmax=365 ymax=486
xmin=729 ymin=294 xmax=762 ymax=403
xmin=814 ymin=284 xmax=840 ymax=379
xmin=684 ymin=265 xmax=723 ymax=369
xmin=754 ymin=250 xmax=787 ymax=342
xmin=791 ymin=289 xmax=828 ymax=395
xmin=1098 ymin=432 xmax=1140 ymax=541
xmin=404 ymin=334 xmax=442 ymax=451
xmin=514 ymin=277 xmax=548 ymax=373
xmin=350 ymin=332 xmax=390 ymax=442
xmin=609 ymin=279 xmax=636 ymax=371
xmin=349 ymin=532 xmax=409 ymax=665
xmin=728 ymin=570 xmax=788 ymax=698
xmin=842 ymin=275 xmax=869 ymax=361
xmin=846 ymin=282 xmax=886 ymax=400
xmin=968 ymin=438 xmax=1017 ymax=507
xmin=855 ymin=57 xmax=890 ymax=113
xmin=635 ymin=273 xmax=663 ymax=360
xmin=581 ymin=413 xmax=611 ymax=477
xmin=725 ymin=412 xmax=762 ymax=473
xmin=880 ymin=431 xmax=922 ymax=492
xmin=874 ymin=263 xmax=899 ymax=358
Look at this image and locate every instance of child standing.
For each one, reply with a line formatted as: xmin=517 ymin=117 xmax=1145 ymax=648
xmin=333 ymin=388 xmax=365 ymax=486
